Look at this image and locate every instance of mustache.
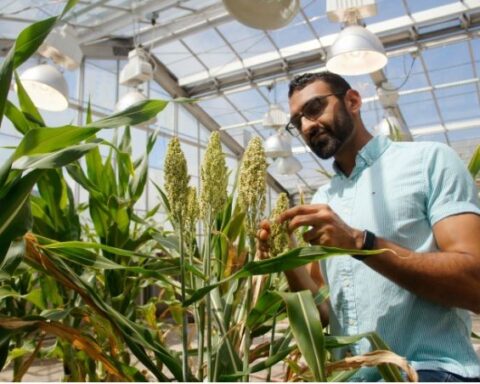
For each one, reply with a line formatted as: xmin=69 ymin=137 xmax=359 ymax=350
xmin=307 ymin=126 xmax=332 ymax=141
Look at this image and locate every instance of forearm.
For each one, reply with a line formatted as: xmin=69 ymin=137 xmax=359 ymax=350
xmin=365 ymin=237 xmax=480 ymax=312
xmin=284 ymin=266 xmax=330 ymax=325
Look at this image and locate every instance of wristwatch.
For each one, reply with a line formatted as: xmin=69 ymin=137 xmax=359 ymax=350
xmin=352 ymin=230 xmax=376 ymax=261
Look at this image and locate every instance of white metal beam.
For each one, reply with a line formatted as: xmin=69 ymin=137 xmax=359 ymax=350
xmin=77 ymin=0 xmax=182 ymax=44
xmin=135 ymin=3 xmax=231 ymax=49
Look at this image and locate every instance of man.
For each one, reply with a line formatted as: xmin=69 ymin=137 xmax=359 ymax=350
xmin=258 ymin=72 xmax=480 ymax=381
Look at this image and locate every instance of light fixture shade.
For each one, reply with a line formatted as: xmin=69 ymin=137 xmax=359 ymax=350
xmin=223 ymin=0 xmax=300 ymax=30
xmin=19 ymin=64 xmax=69 ymax=111
xmin=275 ymin=155 xmax=302 ymax=175
xmin=115 ymin=90 xmax=157 ymax=127
xmin=264 ymin=132 xmax=292 ymax=158
xmin=262 ymin=104 xmax=289 ymax=129
xmin=38 ymin=25 xmax=83 ymax=70
xmin=326 ymin=25 xmax=387 ymax=76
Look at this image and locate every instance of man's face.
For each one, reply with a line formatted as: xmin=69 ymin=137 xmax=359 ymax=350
xmin=288 ymin=81 xmax=354 ymax=159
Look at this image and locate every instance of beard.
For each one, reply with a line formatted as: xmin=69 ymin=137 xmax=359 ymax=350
xmin=304 ymin=101 xmax=354 ymax=159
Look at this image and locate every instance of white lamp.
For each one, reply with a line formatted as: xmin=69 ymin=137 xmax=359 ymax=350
xmin=262 ymin=103 xmax=289 ymax=129
xmin=265 ymin=131 xmax=292 ymax=158
xmin=326 ymin=24 xmax=387 ymax=76
xmin=115 ymin=90 xmax=157 ymax=127
xmin=18 ymin=64 xmax=69 ymax=111
xmin=275 ymin=155 xmax=302 ymax=175
xmin=38 ymin=25 xmax=83 ymax=70
xmin=223 ymin=0 xmax=300 ymax=30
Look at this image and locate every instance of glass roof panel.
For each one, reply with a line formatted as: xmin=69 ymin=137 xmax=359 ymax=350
xmin=422 ymin=41 xmax=473 ymax=85
xmin=198 ymin=96 xmax=239 ymax=119
xmin=436 ymin=84 xmax=480 ymax=123
xmin=384 ymin=55 xmax=428 ymax=91
xmin=225 ymin=88 xmax=269 ymax=113
xmin=400 ymin=95 xmax=441 ymax=128
xmin=366 ymin=0 xmax=407 ymax=23
xmin=1 ymin=0 xmax=60 ymax=19
xmin=152 ymin=40 xmax=206 ymax=77
xmin=414 ymin=132 xmax=448 ymax=143
xmin=448 ymin=127 xmax=480 ymax=142
xmin=0 ymin=20 xmax=31 ymax=39
xmin=303 ymin=0 xmax=342 ymax=37
xmin=216 ymin=21 xmax=277 ymax=60
xmin=268 ymin=13 xmax=317 ymax=49
xmin=182 ymin=28 xmax=237 ymax=69
xmin=405 ymin=0 xmax=458 ymax=13
xmin=469 ymin=37 xmax=480 ymax=74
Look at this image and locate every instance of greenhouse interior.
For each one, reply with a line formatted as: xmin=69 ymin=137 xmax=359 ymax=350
xmin=1 ymin=0 xmax=480 ymax=382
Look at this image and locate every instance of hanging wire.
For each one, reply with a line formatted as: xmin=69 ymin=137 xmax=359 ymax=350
xmin=381 ymin=54 xmax=418 ymax=92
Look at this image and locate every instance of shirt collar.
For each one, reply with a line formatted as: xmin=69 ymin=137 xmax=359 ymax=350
xmin=332 ymin=135 xmax=392 ymax=179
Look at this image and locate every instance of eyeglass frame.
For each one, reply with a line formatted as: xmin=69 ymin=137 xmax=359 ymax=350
xmin=285 ymin=92 xmax=347 ymax=137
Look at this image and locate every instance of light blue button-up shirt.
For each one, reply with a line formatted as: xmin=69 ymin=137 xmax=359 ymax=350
xmin=312 ymin=135 xmax=480 ymax=381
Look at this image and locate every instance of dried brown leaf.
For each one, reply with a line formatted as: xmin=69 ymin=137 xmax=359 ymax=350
xmin=326 ymin=349 xmax=418 ymax=382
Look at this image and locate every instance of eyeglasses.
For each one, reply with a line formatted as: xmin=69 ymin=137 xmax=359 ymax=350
xmin=285 ymin=92 xmax=345 ymax=137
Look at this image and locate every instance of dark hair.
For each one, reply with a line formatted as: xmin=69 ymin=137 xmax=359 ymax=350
xmin=288 ymin=72 xmax=352 ymax=98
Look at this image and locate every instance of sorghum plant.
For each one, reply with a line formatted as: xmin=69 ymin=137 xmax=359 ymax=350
xmin=164 ymin=137 xmax=191 ymax=381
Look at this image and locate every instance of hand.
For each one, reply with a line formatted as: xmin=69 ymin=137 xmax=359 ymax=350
xmin=277 ymin=204 xmax=364 ymax=250
xmin=256 ymin=219 xmax=271 ymax=259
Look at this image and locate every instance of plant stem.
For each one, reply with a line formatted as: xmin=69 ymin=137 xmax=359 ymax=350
xmin=204 ymin=212 xmax=213 ymax=381
xmin=179 ymin=218 xmax=189 ymax=382
xmin=266 ymin=313 xmax=277 ymax=382
xmin=188 ymin=234 xmax=203 ymax=380
xmin=242 ymin=235 xmax=256 ymax=381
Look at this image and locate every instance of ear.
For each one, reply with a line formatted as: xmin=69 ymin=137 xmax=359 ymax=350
xmin=344 ymin=89 xmax=362 ymax=114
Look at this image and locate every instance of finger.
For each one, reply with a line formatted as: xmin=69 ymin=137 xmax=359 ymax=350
xmin=259 ymin=229 xmax=269 ymax=241
xmin=302 ymin=227 xmax=323 ymax=243
xmin=287 ymin=211 xmax=331 ymax=232
xmin=259 ymin=219 xmax=271 ymax=232
xmin=277 ymin=204 xmax=330 ymax=224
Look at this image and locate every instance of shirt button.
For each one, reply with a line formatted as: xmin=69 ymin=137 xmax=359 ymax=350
xmin=344 ymin=279 xmax=351 ymax=287
xmin=348 ymin=319 xmax=356 ymax=326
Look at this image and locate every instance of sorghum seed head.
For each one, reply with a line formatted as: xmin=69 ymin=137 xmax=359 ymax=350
xmin=269 ymin=193 xmax=290 ymax=256
xmin=200 ymin=131 xmax=228 ymax=221
xmin=164 ymin=137 xmax=190 ymax=222
xmin=238 ymin=136 xmax=267 ymax=215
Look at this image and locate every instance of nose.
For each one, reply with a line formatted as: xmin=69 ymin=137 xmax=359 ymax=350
xmin=300 ymin=116 xmax=319 ymax=136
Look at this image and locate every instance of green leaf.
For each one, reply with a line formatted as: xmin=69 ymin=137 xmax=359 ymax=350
xmin=0 ymin=287 xmax=21 ymax=300
xmin=12 ymin=17 xmax=58 ymax=68
xmin=0 ymin=170 xmax=40 ymax=238
xmin=0 ymin=197 xmax=30 ymax=267
xmin=25 ymin=288 xmax=47 ymax=309
xmin=14 ymin=71 xmax=45 ymax=126
xmin=4 ymin=100 xmax=34 ymax=134
xmin=0 ymin=47 xmax=14 ymax=127
xmin=65 ymin=162 xmax=102 ymax=196
xmin=468 ymin=145 xmax=480 ymax=178
xmin=0 ymin=336 xmax=9 ymax=372
xmin=89 ymin=198 xmax=109 ymax=239
xmin=12 ymin=141 xmax=100 ymax=170
xmin=85 ymin=98 xmax=93 ymax=125
xmin=87 ymin=100 xmax=168 ymax=129
xmin=223 ymin=211 xmax=246 ymax=243
xmin=185 ymin=246 xmax=383 ymax=306
xmin=247 ymin=290 xmax=283 ymax=329
xmin=129 ymin=154 xmax=148 ymax=203
xmin=1 ymin=238 xmax=26 ymax=275
xmin=14 ymin=126 xmax=100 ymax=159
xmin=276 ymin=290 xmax=326 ymax=381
